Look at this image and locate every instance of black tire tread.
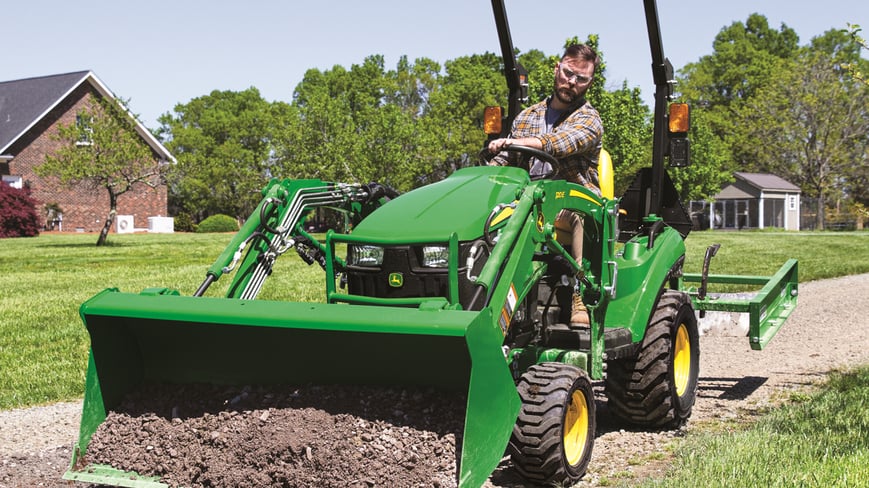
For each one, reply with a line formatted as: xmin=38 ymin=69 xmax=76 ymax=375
xmin=509 ymin=363 xmax=595 ymax=484
xmin=604 ymin=290 xmax=698 ymax=428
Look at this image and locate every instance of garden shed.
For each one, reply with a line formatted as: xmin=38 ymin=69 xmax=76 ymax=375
xmin=690 ymin=172 xmax=801 ymax=231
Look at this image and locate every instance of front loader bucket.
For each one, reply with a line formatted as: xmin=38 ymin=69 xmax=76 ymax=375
xmin=65 ymin=288 xmax=520 ymax=488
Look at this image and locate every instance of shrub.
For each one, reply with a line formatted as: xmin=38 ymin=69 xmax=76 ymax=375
xmin=0 ymin=183 xmax=41 ymax=237
xmin=196 ymin=214 xmax=238 ymax=233
xmin=173 ymin=213 xmax=197 ymax=232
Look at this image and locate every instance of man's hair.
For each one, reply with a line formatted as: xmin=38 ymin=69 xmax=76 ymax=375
xmin=562 ymin=44 xmax=601 ymax=71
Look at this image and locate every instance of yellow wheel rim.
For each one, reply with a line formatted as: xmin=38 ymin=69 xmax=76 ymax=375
xmin=563 ymin=389 xmax=589 ymax=466
xmin=674 ymin=323 xmax=691 ymax=397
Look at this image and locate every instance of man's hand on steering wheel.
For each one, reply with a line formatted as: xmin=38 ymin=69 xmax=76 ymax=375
xmin=486 ymin=137 xmax=516 ymax=154
xmin=483 ymin=139 xmax=559 ymax=180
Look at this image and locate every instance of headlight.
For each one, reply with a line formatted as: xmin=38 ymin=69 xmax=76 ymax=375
xmin=421 ymin=245 xmax=449 ymax=268
xmin=348 ymin=245 xmax=384 ymax=266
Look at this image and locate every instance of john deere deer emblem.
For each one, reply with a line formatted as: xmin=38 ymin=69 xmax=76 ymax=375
xmin=388 ymin=272 xmax=404 ymax=288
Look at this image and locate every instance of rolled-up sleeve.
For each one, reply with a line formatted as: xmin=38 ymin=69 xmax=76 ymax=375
xmin=538 ymin=106 xmax=603 ymax=157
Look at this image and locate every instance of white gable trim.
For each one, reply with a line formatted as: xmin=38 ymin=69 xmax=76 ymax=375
xmin=0 ymin=71 xmax=175 ymax=163
xmin=0 ymin=72 xmax=90 ymax=155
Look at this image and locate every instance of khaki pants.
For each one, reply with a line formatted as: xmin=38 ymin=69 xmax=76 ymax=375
xmin=555 ymin=209 xmax=583 ymax=264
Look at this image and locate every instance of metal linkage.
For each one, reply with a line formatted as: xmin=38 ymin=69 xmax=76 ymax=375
xmin=238 ymin=183 xmax=368 ymax=300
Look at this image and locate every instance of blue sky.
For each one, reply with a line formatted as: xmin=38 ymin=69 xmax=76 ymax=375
xmin=6 ymin=1 xmax=867 ymax=129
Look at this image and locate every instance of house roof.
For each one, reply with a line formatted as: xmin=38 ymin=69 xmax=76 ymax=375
xmin=0 ymin=71 xmax=173 ymax=162
xmin=733 ymin=172 xmax=800 ymax=192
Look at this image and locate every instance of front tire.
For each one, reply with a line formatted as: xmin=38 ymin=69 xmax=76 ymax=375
xmin=605 ymin=290 xmax=700 ymax=428
xmin=509 ymin=363 xmax=595 ymax=485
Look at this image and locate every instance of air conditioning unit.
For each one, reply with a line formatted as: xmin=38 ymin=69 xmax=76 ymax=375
xmin=148 ymin=216 xmax=175 ymax=233
xmin=116 ymin=215 xmax=134 ymax=234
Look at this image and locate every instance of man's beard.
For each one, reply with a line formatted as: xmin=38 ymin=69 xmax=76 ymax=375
xmin=554 ymin=82 xmax=580 ymax=105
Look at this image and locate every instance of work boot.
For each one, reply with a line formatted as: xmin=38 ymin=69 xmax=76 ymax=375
xmin=570 ymin=293 xmax=590 ymax=325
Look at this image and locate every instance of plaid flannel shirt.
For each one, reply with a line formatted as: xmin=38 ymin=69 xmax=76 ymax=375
xmin=509 ymin=97 xmax=603 ymax=194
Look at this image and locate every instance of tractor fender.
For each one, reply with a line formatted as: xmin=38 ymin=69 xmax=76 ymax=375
xmin=606 ymin=227 xmax=686 ymax=342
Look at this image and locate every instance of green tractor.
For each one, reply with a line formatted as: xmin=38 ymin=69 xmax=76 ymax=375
xmin=64 ymin=1 xmax=798 ymax=487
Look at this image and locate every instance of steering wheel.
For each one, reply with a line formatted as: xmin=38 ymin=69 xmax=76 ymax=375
xmin=483 ymin=144 xmax=559 ymax=180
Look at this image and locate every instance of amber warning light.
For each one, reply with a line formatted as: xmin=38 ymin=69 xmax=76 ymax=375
xmin=484 ymin=106 xmax=503 ymax=135
xmin=668 ymin=103 xmax=690 ymax=133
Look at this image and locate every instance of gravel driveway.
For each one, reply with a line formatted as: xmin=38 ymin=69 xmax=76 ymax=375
xmin=2 ymin=273 xmax=867 ymax=487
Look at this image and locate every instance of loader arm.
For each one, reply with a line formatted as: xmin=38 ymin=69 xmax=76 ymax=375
xmin=473 ymin=177 xmax=619 ymax=380
xmin=192 ymin=179 xmax=389 ymax=300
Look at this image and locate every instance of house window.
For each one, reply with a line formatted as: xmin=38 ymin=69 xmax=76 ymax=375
xmin=76 ymin=115 xmax=94 ymax=146
xmin=2 ymin=175 xmax=22 ymax=189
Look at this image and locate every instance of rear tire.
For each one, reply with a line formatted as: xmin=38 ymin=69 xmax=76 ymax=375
xmin=509 ymin=363 xmax=595 ymax=485
xmin=605 ymin=290 xmax=699 ymax=428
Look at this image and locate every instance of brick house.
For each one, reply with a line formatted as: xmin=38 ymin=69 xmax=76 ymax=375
xmin=0 ymin=71 xmax=174 ymax=233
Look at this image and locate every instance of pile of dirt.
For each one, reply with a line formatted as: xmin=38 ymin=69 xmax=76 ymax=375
xmin=82 ymin=383 xmax=465 ymax=488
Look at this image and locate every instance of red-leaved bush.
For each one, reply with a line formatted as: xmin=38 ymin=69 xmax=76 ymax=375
xmin=0 ymin=182 xmax=41 ymax=237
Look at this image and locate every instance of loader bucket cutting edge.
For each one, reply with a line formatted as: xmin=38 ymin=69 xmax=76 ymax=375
xmin=67 ymin=288 xmax=520 ymax=488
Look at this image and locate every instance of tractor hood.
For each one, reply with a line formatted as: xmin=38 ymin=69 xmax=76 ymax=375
xmin=353 ymin=166 xmax=529 ymax=242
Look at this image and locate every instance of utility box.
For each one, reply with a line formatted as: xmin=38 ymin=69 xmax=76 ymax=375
xmin=116 ymin=215 xmax=135 ymax=234
xmin=148 ymin=216 xmax=174 ymax=234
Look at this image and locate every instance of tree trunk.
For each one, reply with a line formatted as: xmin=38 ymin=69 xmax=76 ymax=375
xmin=816 ymin=192 xmax=826 ymax=231
xmin=96 ymin=191 xmax=119 ymax=246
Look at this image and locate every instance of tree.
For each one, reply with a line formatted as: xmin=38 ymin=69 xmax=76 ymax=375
xmin=37 ymin=96 xmax=166 ymax=246
xmin=734 ymin=50 xmax=869 ymax=229
xmin=158 ymin=88 xmax=279 ymax=222
xmin=424 ymin=52 xmax=505 ymax=180
xmin=810 ymin=28 xmax=869 ymax=209
xmin=678 ymin=14 xmax=801 ymax=168
xmin=843 ymin=23 xmax=868 ymax=85
xmin=679 ymin=14 xmax=799 ymax=109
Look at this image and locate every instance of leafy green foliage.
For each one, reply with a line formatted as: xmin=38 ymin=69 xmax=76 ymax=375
xmin=172 ymin=213 xmax=197 ymax=232
xmin=159 ymin=88 xmax=280 ymax=222
xmin=679 ymin=14 xmax=799 ymax=109
xmin=0 ymin=183 xmax=40 ymax=237
xmin=733 ymin=51 xmax=869 ymax=229
xmin=195 ymin=214 xmax=239 ymax=233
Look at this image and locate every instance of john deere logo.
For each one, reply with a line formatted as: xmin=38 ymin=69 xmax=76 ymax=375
xmin=388 ymin=272 xmax=404 ymax=287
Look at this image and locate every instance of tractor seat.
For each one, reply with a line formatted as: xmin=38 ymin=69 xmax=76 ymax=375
xmin=598 ymin=148 xmax=614 ymax=200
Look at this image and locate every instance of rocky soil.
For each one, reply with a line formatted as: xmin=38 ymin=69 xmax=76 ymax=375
xmin=2 ymin=273 xmax=868 ymax=488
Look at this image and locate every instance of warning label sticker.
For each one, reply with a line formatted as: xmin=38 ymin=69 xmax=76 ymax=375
xmin=499 ymin=283 xmax=518 ymax=335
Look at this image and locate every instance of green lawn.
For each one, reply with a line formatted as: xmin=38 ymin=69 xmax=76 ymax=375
xmin=634 ymin=366 xmax=869 ymax=488
xmin=0 ymin=230 xmax=866 ymax=409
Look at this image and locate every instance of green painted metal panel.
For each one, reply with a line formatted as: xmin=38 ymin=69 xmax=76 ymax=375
xmin=605 ymin=227 xmax=686 ymax=341
xmin=63 ymin=463 xmax=166 ymax=487
xmin=352 ymin=166 xmax=528 ymax=241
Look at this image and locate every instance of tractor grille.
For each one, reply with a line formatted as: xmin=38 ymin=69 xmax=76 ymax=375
xmin=345 ymin=242 xmax=487 ymax=309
